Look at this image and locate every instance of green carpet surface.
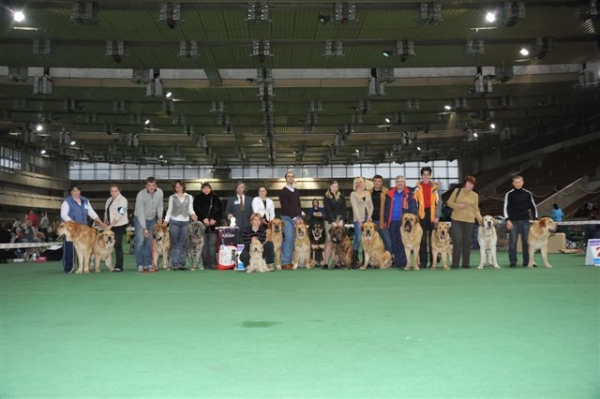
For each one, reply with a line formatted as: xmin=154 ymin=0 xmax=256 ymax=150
xmin=1 ymin=251 xmax=599 ymax=399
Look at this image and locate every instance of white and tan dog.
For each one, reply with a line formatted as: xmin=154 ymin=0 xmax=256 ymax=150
xmin=401 ymin=213 xmax=423 ymax=271
xmin=266 ymin=218 xmax=284 ymax=270
xmin=152 ymin=223 xmax=171 ymax=271
xmin=92 ymin=229 xmax=116 ymax=272
xmin=57 ymin=221 xmax=98 ymax=274
xmin=293 ymin=221 xmax=311 ymax=269
xmin=527 ymin=217 xmax=557 ymax=268
xmin=477 ymin=215 xmax=500 ymax=270
xmin=360 ymin=221 xmax=392 ymax=269
xmin=246 ymin=237 xmax=271 ymax=273
xmin=431 ymin=222 xmax=452 ymax=270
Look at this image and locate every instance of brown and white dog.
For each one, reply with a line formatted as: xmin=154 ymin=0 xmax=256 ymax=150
xmin=266 ymin=218 xmax=284 ymax=270
xmin=152 ymin=223 xmax=171 ymax=271
xmin=309 ymin=220 xmax=326 ymax=267
xmin=92 ymin=229 xmax=115 ymax=272
xmin=329 ymin=225 xmax=353 ymax=269
xmin=527 ymin=217 xmax=557 ymax=268
xmin=477 ymin=215 xmax=500 ymax=269
xmin=431 ymin=222 xmax=452 ymax=270
xmin=400 ymin=213 xmax=423 ymax=271
xmin=247 ymin=237 xmax=271 ymax=273
xmin=57 ymin=221 xmax=98 ymax=274
xmin=293 ymin=221 xmax=311 ymax=269
xmin=187 ymin=221 xmax=206 ymax=271
xmin=360 ymin=221 xmax=392 ymax=269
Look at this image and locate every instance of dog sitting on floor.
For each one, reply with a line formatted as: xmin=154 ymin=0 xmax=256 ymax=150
xmin=309 ymin=220 xmax=326 ymax=268
xmin=246 ymin=237 xmax=271 ymax=273
xmin=329 ymin=224 xmax=353 ymax=270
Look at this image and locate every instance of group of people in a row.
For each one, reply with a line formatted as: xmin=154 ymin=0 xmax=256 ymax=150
xmin=58 ymin=168 xmax=544 ymax=272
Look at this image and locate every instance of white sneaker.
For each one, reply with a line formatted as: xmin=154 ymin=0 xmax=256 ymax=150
xmin=137 ymin=265 xmax=144 ymax=272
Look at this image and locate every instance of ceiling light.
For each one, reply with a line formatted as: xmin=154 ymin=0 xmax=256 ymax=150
xmin=159 ymin=154 xmax=164 ymax=159
xmin=355 ymin=149 xmax=359 ymax=153
xmin=35 ymin=124 xmax=44 ymax=132
xmin=144 ymin=119 xmax=150 ymax=125
xmin=70 ymin=140 xmax=76 ymax=145
xmin=13 ymin=11 xmax=25 ymax=22
xmin=485 ymin=12 xmax=496 ymax=23
xmin=444 ymin=105 xmax=451 ymax=110
xmin=382 ymin=50 xmax=392 ymax=57
xmin=473 ymin=132 xmax=479 ymax=137
xmin=519 ymin=47 xmax=529 ymax=56
xmin=417 ymin=146 xmax=421 ymax=151
xmin=166 ymin=92 xmax=172 ymax=98
xmin=318 ymin=15 xmax=330 ymax=24
xmin=490 ymin=123 xmax=496 ymax=129
xmin=385 ymin=117 xmax=391 ymax=123
xmin=40 ymin=149 xmax=46 ymax=155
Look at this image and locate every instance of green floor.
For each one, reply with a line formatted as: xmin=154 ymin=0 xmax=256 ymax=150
xmin=1 ymin=251 xmax=599 ymax=399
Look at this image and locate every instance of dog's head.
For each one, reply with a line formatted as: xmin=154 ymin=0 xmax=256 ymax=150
xmin=310 ymin=221 xmax=324 ymax=241
xmin=435 ymin=222 xmax=450 ymax=240
xmin=537 ymin=217 xmax=557 ymax=235
xmin=482 ymin=215 xmax=497 ymax=229
xmin=189 ymin=221 xmax=206 ymax=239
xmin=250 ymin=237 xmax=264 ymax=256
xmin=57 ymin=221 xmax=76 ymax=240
xmin=295 ymin=221 xmax=307 ymax=240
xmin=98 ymin=230 xmax=115 ymax=248
xmin=329 ymin=225 xmax=346 ymax=244
xmin=270 ymin=218 xmax=283 ymax=234
xmin=362 ymin=221 xmax=377 ymax=240
xmin=402 ymin=213 xmax=419 ymax=233
xmin=153 ymin=224 xmax=168 ymax=241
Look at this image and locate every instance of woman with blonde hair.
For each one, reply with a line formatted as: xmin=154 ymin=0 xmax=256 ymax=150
xmin=350 ymin=176 xmax=373 ymax=268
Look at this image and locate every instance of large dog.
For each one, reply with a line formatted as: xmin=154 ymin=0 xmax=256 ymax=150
xmin=400 ymin=213 xmax=423 ymax=271
xmin=266 ymin=218 xmax=284 ymax=270
xmin=527 ymin=217 xmax=557 ymax=268
xmin=92 ymin=229 xmax=115 ymax=273
xmin=57 ymin=221 xmax=98 ymax=274
xmin=187 ymin=221 xmax=206 ymax=271
xmin=329 ymin=225 xmax=353 ymax=269
xmin=246 ymin=237 xmax=271 ymax=273
xmin=431 ymin=221 xmax=452 ymax=270
xmin=293 ymin=221 xmax=311 ymax=269
xmin=309 ymin=220 xmax=326 ymax=267
xmin=152 ymin=223 xmax=171 ymax=271
xmin=477 ymin=215 xmax=500 ymax=269
xmin=360 ymin=221 xmax=392 ymax=269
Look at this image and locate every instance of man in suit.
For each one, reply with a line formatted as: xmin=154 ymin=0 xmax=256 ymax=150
xmin=225 ymin=181 xmax=253 ymax=243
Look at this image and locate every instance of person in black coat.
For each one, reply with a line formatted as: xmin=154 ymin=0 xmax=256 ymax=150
xmin=193 ymin=182 xmax=223 ymax=269
xmin=225 ymin=181 xmax=253 ymax=244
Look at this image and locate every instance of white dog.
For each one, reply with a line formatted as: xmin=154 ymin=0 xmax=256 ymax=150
xmin=246 ymin=237 xmax=271 ymax=274
xmin=477 ymin=215 xmax=500 ymax=269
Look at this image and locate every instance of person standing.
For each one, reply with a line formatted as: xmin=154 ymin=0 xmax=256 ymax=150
xmin=503 ymin=175 xmax=537 ymax=268
xmin=103 ymin=184 xmax=128 ymax=272
xmin=279 ymin=171 xmax=302 ymax=270
xmin=369 ymin=174 xmax=391 ymax=253
xmin=26 ymin=210 xmax=40 ymax=230
xmin=350 ymin=177 xmax=373 ymax=268
xmin=193 ymin=182 xmax=223 ymax=269
xmin=414 ymin=166 xmax=443 ymax=269
xmin=239 ymin=213 xmax=275 ymax=268
xmin=133 ymin=177 xmax=164 ymax=273
xmin=384 ymin=176 xmax=417 ymax=268
xmin=61 ymin=184 xmax=106 ymax=272
xmin=323 ymin=180 xmax=346 ymax=268
xmin=448 ymin=175 xmax=483 ymax=269
xmin=551 ymin=203 xmax=564 ymax=222
xmin=225 ymin=181 xmax=252 ymax=244
xmin=39 ymin=212 xmax=50 ymax=238
xmin=251 ymin=186 xmax=275 ymax=224
xmin=164 ymin=180 xmax=197 ymax=270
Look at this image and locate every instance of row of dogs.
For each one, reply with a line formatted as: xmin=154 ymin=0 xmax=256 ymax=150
xmin=56 ymin=215 xmax=557 ymax=274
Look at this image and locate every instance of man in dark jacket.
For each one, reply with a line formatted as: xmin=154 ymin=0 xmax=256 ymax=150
xmin=193 ymin=182 xmax=223 ymax=269
xmin=503 ymin=175 xmax=538 ymax=267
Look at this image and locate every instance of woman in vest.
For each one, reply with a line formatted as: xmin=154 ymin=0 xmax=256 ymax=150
xmin=104 ymin=184 xmax=129 ymax=272
xmin=60 ymin=184 xmax=106 ymax=272
xmin=164 ymin=180 xmax=197 ymax=270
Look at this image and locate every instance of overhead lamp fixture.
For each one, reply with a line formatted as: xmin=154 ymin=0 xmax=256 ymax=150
xmin=444 ymin=105 xmax=452 ymax=110
xmin=466 ymin=39 xmax=485 ymax=55
xmin=13 ymin=11 xmax=25 ymax=22
xmin=246 ymin=2 xmax=271 ymax=23
xmin=159 ymin=154 xmax=164 ymax=159
xmin=417 ymin=146 xmax=421 ymax=151
xmin=179 ymin=40 xmax=198 ymax=58
xmin=334 ymin=2 xmax=358 ymax=25
xmin=70 ymin=140 xmax=76 ymax=146
xmin=418 ymin=2 xmax=442 ymax=25
xmin=382 ymin=50 xmax=392 ymax=57
xmin=385 ymin=117 xmax=391 ymax=123
xmin=519 ymin=47 xmax=529 ymax=56
xmin=40 ymin=149 xmax=47 ymax=155
xmin=490 ymin=123 xmax=496 ymax=129
xmin=159 ymin=2 xmax=182 ymax=29
xmin=35 ymin=124 xmax=44 ymax=132
xmin=106 ymin=40 xmax=125 ymax=63
xmin=318 ymin=14 xmax=331 ymax=24
xmin=145 ymin=119 xmax=151 ymax=125
xmin=473 ymin=132 xmax=479 ymax=137
xmin=485 ymin=12 xmax=496 ymax=22
xmin=166 ymin=92 xmax=172 ymax=98
xmin=503 ymin=1 xmax=525 ymax=27
xmin=323 ymin=41 xmax=344 ymax=57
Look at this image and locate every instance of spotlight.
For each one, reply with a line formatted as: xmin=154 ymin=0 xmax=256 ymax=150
xmin=382 ymin=50 xmax=392 ymax=57
xmin=318 ymin=15 xmax=330 ymax=24
xmin=35 ymin=124 xmax=44 ymax=132
xmin=385 ymin=117 xmax=391 ymax=123
xmin=490 ymin=123 xmax=496 ymax=129
xmin=519 ymin=47 xmax=529 ymax=56
xmin=40 ymin=149 xmax=46 ymax=155
xmin=13 ymin=11 xmax=25 ymax=22
xmin=70 ymin=140 xmax=76 ymax=145
xmin=444 ymin=105 xmax=452 ymax=110
xmin=159 ymin=154 xmax=164 ymax=159
xmin=485 ymin=12 xmax=496 ymax=22
xmin=473 ymin=132 xmax=478 ymax=137
xmin=144 ymin=119 xmax=150 ymax=125
xmin=417 ymin=146 xmax=421 ymax=151
xmin=166 ymin=92 xmax=172 ymax=98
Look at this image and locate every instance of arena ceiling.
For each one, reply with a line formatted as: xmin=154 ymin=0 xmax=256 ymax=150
xmin=0 ymin=0 xmax=599 ymax=168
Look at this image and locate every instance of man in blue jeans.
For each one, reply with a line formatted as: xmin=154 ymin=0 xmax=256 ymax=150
xmin=134 ymin=177 xmax=164 ymax=272
xmin=504 ymin=175 xmax=538 ymax=267
xmin=278 ymin=171 xmax=302 ymax=270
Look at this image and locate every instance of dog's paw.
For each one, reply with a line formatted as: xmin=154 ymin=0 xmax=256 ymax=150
xmin=493 ymin=265 xmax=501 ymax=269
xmin=403 ymin=266 xmax=410 ymax=271
xmin=544 ymin=264 xmax=553 ymax=268
xmin=75 ymin=270 xmax=83 ymax=274
xmin=477 ymin=265 xmax=483 ymax=270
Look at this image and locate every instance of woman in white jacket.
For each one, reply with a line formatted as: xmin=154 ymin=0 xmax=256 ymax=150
xmin=104 ymin=184 xmax=129 ymax=272
xmin=252 ymin=186 xmax=275 ymax=224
